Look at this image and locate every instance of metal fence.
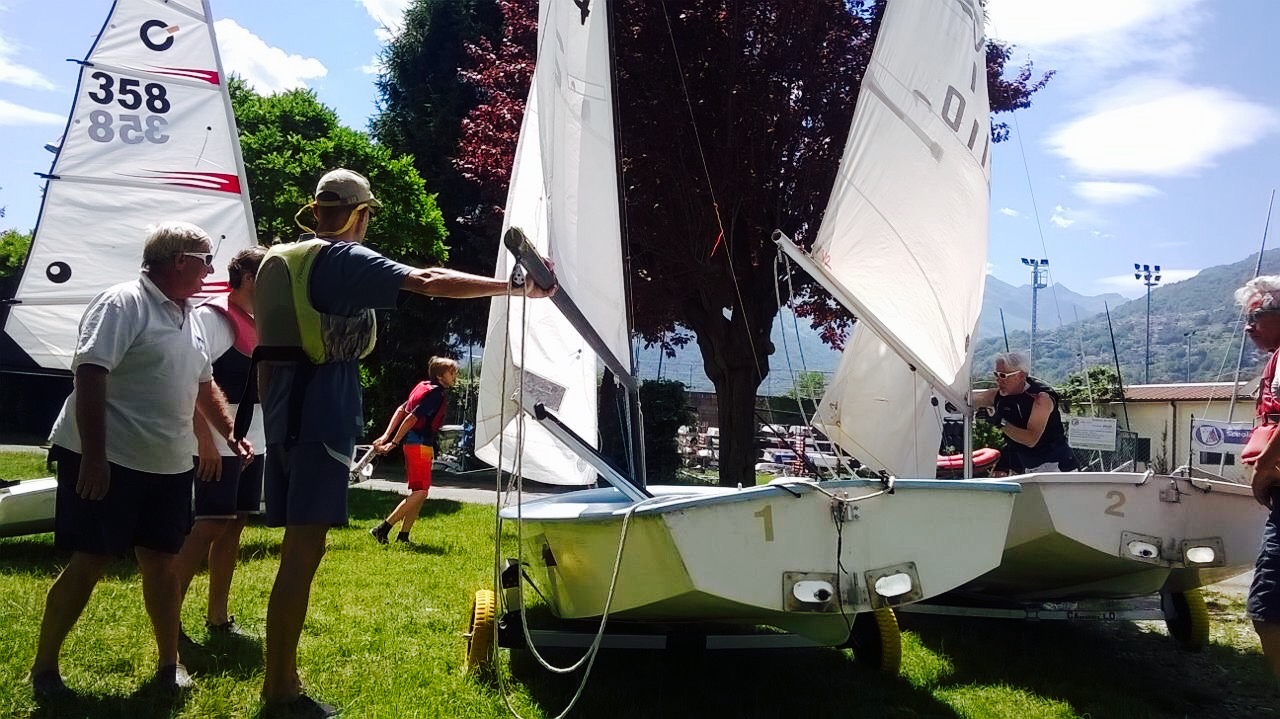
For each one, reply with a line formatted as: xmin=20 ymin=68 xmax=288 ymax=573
xmin=1072 ymin=429 xmax=1139 ymax=472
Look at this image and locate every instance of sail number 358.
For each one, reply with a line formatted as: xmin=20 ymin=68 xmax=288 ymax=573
xmin=84 ymin=71 xmax=171 ymax=145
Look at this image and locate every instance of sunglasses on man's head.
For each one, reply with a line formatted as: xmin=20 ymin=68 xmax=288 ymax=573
xmin=1247 ymin=308 xmax=1280 ymax=325
xmin=179 ymin=252 xmax=215 ymax=267
xmin=993 ymin=370 xmax=1023 ymax=380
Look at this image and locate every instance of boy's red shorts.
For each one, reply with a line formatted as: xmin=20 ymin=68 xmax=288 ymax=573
xmin=404 ymin=443 xmax=434 ymax=492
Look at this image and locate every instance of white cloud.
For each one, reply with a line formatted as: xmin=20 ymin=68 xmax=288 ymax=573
xmin=985 ymin=0 xmax=1204 ymax=79
xmin=1049 ymin=205 xmax=1074 ymax=228
xmin=214 ymin=19 xmax=326 ymax=94
xmin=358 ymin=0 xmax=410 ymax=42
xmin=1073 ymin=181 xmax=1161 ymax=205
xmin=362 ymin=56 xmax=384 ymax=76
xmin=0 ymin=33 xmax=55 ymax=90
xmin=1048 ymin=80 xmax=1279 ymax=177
xmin=0 ymin=99 xmax=64 ymax=126
xmin=999 ymin=207 xmax=1020 ymax=217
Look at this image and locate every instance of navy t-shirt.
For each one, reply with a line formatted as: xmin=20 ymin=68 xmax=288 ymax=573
xmin=261 ymin=241 xmax=414 ymax=445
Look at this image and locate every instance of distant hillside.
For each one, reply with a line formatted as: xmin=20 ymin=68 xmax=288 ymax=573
xmin=973 ymin=249 xmax=1280 ymax=385
xmin=979 ymin=276 xmax=1126 ymax=339
xmin=636 ymin=308 xmax=842 ymax=395
xmin=635 ymin=249 xmax=1277 ymax=395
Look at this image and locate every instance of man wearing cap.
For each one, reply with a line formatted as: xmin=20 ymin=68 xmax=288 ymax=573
xmin=1234 ymin=275 xmax=1280 ymax=677
xmin=253 ymin=169 xmax=553 ymax=716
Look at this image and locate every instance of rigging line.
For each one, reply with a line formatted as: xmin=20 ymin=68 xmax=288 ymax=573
xmin=1011 ymin=110 xmax=1065 ymax=331
xmin=657 ymin=0 xmax=763 ymax=381
xmin=1211 ymin=190 xmax=1277 ymax=475
xmin=1225 ymin=189 xmax=1277 ymax=427
xmin=772 ymin=254 xmax=807 ymax=415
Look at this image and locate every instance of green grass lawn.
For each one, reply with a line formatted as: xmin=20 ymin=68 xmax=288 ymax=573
xmin=0 ymin=454 xmax=1277 ymax=718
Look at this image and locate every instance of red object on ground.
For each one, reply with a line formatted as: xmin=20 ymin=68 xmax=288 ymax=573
xmin=936 ymin=447 xmax=1001 ymax=476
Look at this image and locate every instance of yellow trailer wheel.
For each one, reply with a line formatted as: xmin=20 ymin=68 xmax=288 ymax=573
xmin=848 ymin=607 xmax=902 ymax=674
xmin=464 ymin=589 xmax=497 ymax=674
xmin=1162 ymin=588 xmax=1210 ymax=651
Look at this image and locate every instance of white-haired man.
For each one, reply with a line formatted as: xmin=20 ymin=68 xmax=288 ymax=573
xmin=1234 ymin=275 xmax=1280 ymax=677
xmin=971 ymin=351 xmax=1078 ymax=474
xmin=28 ymin=221 xmax=251 ymax=698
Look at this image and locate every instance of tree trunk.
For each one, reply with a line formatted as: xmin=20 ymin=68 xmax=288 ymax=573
xmin=711 ymin=363 xmax=763 ymax=487
xmin=690 ymin=304 xmax=771 ymax=488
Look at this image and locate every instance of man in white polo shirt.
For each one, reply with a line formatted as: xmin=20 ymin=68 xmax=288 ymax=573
xmin=28 ymin=221 xmax=251 ymax=698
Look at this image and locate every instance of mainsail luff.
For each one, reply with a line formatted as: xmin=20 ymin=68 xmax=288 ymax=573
xmin=3 ymin=0 xmax=255 ymax=372
xmin=474 ymin=0 xmax=631 ymax=486
xmin=806 ymin=0 xmax=992 ymax=410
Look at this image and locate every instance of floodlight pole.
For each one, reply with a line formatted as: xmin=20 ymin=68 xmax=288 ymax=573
xmin=1021 ymin=258 xmax=1049 ymax=366
xmin=1134 ymin=262 xmax=1162 ymax=384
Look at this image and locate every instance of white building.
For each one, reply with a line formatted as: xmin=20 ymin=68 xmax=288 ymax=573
xmin=1080 ymin=381 xmax=1256 ymax=481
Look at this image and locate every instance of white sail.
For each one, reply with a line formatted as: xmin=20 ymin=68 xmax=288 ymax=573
xmin=810 ymin=326 xmax=942 ymax=477
xmin=4 ymin=0 xmax=255 ymax=371
xmin=474 ymin=0 xmax=629 ymax=485
xmin=809 ymin=0 xmax=991 ymax=408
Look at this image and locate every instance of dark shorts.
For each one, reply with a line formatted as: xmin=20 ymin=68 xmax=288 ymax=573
xmin=51 ymin=445 xmax=193 ymax=556
xmin=263 ymin=440 xmax=352 ymax=527
xmin=193 ymin=454 xmax=264 ymax=519
xmin=1248 ymin=492 xmax=1280 ymax=623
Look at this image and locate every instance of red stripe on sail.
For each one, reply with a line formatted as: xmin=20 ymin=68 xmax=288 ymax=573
xmin=148 ymin=67 xmax=220 ymax=85
xmin=132 ymin=171 xmax=242 ymax=194
xmin=194 ymin=280 xmax=231 ymax=299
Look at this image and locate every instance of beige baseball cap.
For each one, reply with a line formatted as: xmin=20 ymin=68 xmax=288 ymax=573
xmin=314 ymin=168 xmax=382 ymax=208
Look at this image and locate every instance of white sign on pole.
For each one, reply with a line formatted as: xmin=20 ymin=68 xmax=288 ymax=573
xmin=1067 ymin=416 xmax=1118 ymax=451
xmin=1189 ymin=418 xmax=1251 ymax=453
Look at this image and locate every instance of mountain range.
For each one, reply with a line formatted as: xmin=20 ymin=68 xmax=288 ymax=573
xmin=638 ymin=248 xmax=1280 ymax=394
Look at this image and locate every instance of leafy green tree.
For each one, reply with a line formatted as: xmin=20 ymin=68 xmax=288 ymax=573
xmin=640 ymin=379 xmax=696 ymax=482
xmin=1059 ymin=365 xmax=1124 ymax=414
xmin=785 ymin=371 xmax=827 ymax=402
xmin=0 ymin=229 xmax=32 ymax=297
xmin=371 ymin=0 xmax=504 ymax=345
xmin=229 ymin=78 xmax=452 ymax=434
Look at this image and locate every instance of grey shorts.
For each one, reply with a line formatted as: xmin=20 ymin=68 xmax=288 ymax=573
xmin=263 ymin=441 xmax=353 ymax=528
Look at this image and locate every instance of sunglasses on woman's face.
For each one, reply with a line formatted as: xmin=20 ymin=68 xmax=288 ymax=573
xmin=993 ymin=370 xmax=1023 ymax=380
xmin=1247 ymin=309 xmax=1280 ymax=326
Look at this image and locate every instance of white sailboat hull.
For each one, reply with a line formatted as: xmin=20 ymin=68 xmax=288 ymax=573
xmin=0 ymin=478 xmax=56 ymax=538
xmin=501 ymin=479 xmax=1018 ymax=644
xmin=951 ymin=472 xmax=1265 ymax=601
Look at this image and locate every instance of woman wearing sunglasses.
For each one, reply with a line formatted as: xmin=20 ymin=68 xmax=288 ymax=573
xmin=971 ymin=351 xmax=1078 ymax=476
xmin=1233 ymin=276 xmax=1280 ymax=677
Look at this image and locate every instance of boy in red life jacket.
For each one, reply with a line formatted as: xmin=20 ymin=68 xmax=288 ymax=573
xmin=368 ymin=357 xmax=459 ymax=544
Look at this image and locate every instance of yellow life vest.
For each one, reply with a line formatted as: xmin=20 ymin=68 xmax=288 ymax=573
xmin=255 ymin=239 xmax=376 ymax=364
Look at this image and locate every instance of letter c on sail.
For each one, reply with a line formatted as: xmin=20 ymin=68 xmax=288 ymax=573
xmin=140 ymin=20 xmax=174 ymax=52
xmin=46 ymin=262 xmax=71 ymax=284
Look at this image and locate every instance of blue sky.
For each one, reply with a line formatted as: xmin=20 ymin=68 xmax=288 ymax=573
xmin=1 ymin=0 xmax=1278 ymax=303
